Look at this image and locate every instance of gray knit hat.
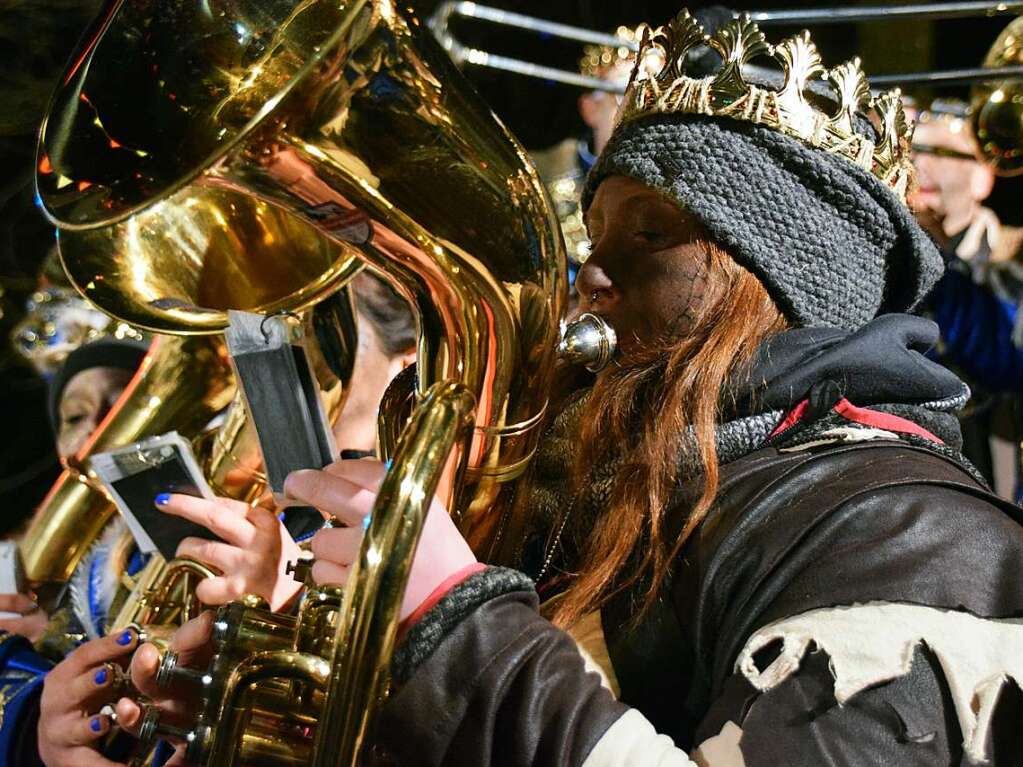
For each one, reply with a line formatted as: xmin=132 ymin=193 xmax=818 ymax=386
xmin=582 ymin=113 xmax=942 ymax=331
xmin=581 ymin=5 xmax=942 ymax=331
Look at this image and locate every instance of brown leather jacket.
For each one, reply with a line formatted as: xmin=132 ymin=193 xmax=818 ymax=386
xmin=376 ymin=435 xmax=1023 ymax=766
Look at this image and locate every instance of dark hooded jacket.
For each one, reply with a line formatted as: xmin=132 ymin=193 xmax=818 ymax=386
xmin=373 ymin=314 xmax=1023 ymax=766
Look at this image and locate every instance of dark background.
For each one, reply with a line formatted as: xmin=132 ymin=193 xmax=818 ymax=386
xmin=0 ymin=0 xmax=1017 ymax=532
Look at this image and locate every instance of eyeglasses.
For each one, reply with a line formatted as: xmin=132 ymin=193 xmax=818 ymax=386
xmin=911 ymin=143 xmax=978 ymax=162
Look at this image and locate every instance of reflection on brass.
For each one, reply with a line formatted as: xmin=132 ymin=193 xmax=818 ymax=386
xmin=19 ymin=335 xmax=234 ymax=585
xmin=559 ymin=313 xmax=618 ymax=373
xmin=972 ymin=16 xmax=1023 ymax=176
xmin=375 ymin=363 xmax=418 ymax=462
xmin=110 ymin=556 xmax=218 ymax=634
xmin=38 ymin=0 xmax=564 ymax=763
xmin=54 ymin=187 xmax=363 ymax=335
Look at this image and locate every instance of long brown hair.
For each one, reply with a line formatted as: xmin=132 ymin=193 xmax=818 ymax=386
xmin=551 ymin=241 xmax=788 ymax=629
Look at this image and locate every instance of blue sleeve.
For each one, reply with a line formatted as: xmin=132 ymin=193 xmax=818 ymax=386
xmin=928 ymin=268 xmax=1023 ymax=391
xmin=0 ymin=632 xmax=52 ymax=767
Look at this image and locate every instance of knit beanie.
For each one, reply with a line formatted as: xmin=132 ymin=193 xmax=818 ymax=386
xmin=581 ymin=12 xmax=942 ymax=331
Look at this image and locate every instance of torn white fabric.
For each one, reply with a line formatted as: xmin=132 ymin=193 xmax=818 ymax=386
xmin=567 ymin=610 xmax=621 ymax=697
xmin=581 ymin=709 xmax=697 ymax=767
xmin=691 ymin=721 xmax=746 ymax=767
xmin=736 ymin=602 xmax=1023 ymax=763
xmin=779 ymin=425 xmax=899 ymax=453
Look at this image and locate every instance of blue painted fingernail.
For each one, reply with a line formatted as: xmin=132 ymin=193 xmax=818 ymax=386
xmin=155 ymin=493 xmax=171 ymax=506
xmin=90 ymin=717 xmax=103 ymax=732
xmin=362 ymin=513 xmax=372 ymax=531
xmin=116 ymin=630 xmax=133 ymax=646
xmin=94 ymin=668 xmax=108 ymax=685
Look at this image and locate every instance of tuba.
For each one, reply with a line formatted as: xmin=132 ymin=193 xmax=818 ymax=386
xmin=37 ymin=0 xmax=566 ymax=764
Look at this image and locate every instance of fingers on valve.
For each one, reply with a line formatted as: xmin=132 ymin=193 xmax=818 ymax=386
xmin=67 ymin=629 xmax=138 ymax=674
xmin=129 ymin=642 xmax=163 ymax=699
xmin=69 ymin=663 xmax=128 ymax=706
xmin=311 ymin=559 xmax=351 ymax=587
xmin=310 ymin=526 xmax=364 ymax=565
xmin=65 ymin=711 xmax=111 ymax=745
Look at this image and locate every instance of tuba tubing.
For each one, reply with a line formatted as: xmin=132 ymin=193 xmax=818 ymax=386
xmin=313 ymin=381 xmax=476 ymax=766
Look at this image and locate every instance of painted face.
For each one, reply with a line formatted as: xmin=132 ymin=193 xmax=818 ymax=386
xmin=577 ymin=175 xmax=714 ymax=357
xmin=56 ymin=366 xmax=135 ymax=458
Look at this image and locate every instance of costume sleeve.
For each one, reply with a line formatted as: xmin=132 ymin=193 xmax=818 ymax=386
xmin=688 ymin=471 xmax=1023 ymax=767
xmin=928 ymin=266 xmax=1023 ymax=390
xmin=0 ymin=632 xmax=52 ymax=767
xmin=374 ymin=567 xmax=698 ymax=767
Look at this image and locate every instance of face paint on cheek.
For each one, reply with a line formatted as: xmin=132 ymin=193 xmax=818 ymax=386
xmin=659 ymin=250 xmax=713 ymax=338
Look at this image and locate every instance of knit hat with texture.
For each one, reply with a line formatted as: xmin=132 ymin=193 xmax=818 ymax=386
xmin=581 ymin=10 xmax=942 ymax=330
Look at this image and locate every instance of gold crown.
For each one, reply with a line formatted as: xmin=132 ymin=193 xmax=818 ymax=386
xmin=617 ymin=12 xmax=915 ymax=202
xmin=579 ymin=25 xmax=645 ymax=80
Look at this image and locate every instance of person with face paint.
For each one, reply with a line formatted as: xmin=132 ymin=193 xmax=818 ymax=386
xmin=81 ymin=10 xmax=1023 ymax=767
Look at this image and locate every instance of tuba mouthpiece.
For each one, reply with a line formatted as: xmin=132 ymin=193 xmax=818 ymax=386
xmin=558 ymin=312 xmax=618 ymax=373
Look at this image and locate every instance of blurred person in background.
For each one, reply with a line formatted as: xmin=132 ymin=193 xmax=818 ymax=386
xmin=0 ymin=289 xmax=148 ymax=643
xmin=912 ymin=100 xmax=1023 ymax=499
xmin=537 ymin=24 xmax=643 ymax=307
xmin=2 ymin=271 xmax=419 ymax=767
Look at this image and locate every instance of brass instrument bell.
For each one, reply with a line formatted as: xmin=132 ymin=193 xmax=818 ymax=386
xmin=972 ymin=16 xmax=1023 ymax=175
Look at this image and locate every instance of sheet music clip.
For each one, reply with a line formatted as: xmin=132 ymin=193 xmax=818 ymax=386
xmin=225 ymin=311 xmax=337 ymax=504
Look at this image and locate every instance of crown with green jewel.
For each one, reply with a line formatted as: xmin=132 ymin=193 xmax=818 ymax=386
xmin=617 ymin=11 xmax=915 ymax=203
